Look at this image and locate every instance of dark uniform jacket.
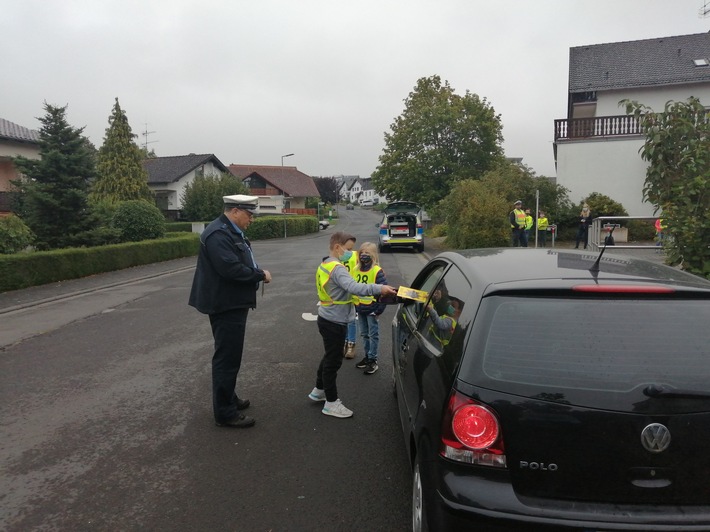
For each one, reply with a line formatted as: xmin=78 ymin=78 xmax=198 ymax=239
xmin=188 ymin=214 xmax=266 ymax=315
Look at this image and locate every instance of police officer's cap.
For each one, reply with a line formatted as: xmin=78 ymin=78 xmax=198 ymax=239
xmin=514 ymin=200 xmax=522 ymax=206
xmin=223 ymin=194 xmax=259 ymax=213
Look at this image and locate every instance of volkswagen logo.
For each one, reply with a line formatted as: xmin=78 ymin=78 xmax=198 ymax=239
xmin=641 ymin=423 xmax=671 ymax=453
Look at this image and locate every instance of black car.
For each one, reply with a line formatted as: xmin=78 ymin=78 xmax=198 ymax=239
xmin=391 ymin=248 xmax=710 ymax=531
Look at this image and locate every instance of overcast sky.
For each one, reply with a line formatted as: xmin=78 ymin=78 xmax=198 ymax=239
xmin=3 ymin=0 xmax=709 ymax=178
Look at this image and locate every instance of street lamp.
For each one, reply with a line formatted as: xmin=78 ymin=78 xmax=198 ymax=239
xmin=281 ymin=153 xmax=294 ymax=238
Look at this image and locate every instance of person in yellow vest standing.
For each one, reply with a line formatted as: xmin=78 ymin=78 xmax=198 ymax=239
xmin=352 ymin=242 xmax=388 ymax=375
xmin=524 ymin=208 xmax=534 ymax=243
xmin=309 ymin=232 xmax=397 ymax=418
xmin=537 ymin=210 xmax=549 ymax=247
xmin=509 ymin=200 xmax=527 ymax=247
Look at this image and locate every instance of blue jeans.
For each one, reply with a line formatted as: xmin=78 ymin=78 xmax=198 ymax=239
xmin=346 ymin=318 xmax=357 ymax=343
xmin=358 ymin=313 xmax=379 ymax=362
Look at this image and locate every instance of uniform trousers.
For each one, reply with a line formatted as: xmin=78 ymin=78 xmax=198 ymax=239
xmin=316 ymin=316 xmax=347 ymax=402
xmin=209 ymin=308 xmax=249 ymax=423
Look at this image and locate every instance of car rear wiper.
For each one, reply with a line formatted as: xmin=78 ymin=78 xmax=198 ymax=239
xmin=643 ymin=384 xmax=710 ymax=399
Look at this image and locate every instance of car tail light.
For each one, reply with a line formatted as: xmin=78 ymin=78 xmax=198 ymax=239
xmin=573 ymin=285 xmax=675 ymax=293
xmin=439 ymin=391 xmax=506 ymax=468
xmin=380 ymin=223 xmax=388 ymax=230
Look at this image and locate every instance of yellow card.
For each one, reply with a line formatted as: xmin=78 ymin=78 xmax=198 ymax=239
xmin=397 ymin=286 xmax=429 ymax=303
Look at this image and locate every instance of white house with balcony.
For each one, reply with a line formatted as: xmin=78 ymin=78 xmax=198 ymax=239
xmin=554 ymin=32 xmax=710 ymax=216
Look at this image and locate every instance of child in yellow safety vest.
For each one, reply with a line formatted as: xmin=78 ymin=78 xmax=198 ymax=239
xmin=310 ymin=232 xmax=396 ymax=419
xmin=537 ymin=211 xmax=549 ymax=247
xmin=352 ymin=242 xmax=388 ymax=375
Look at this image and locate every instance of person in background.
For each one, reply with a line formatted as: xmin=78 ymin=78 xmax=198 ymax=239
xmin=353 ymin=242 xmax=387 ymax=375
xmin=655 ymin=217 xmax=666 ymax=248
xmin=509 ymin=200 xmax=527 ymax=247
xmin=524 ymin=208 xmax=534 ymax=243
xmin=309 ymin=232 xmax=397 ymax=418
xmin=575 ymin=204 xmax=592 ymax=249
xmin=189 ymin=194 xmax=272 ymax=429
xmin=341 ymin=235 xmax=359 ymax=359
xmin=537 ymin=210 xmax=549 ymax=247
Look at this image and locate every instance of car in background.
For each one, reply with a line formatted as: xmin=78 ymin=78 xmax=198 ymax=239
xmin=391 ymin=248 xmax=710 ymax=531
xmin=318 ymin=219 xmax=330 ymax=230
xmin=346 ymin=204 xmax=355 ymax=210
xmin=378 ymin=201 xmax=424 ymax=253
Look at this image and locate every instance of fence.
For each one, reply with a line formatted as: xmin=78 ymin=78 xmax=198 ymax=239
xmin=588 ymin=216 xmax=659 ymax=252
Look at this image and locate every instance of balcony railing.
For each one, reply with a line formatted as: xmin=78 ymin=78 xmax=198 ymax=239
xmin=554 ymin=115 xmax=642 ymax=141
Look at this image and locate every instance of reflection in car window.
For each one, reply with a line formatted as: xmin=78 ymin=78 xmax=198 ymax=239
xmin=410 ymin=264 xmax=446 ymax=323
xmin=417 ymin=266 xmax=469 ymax=361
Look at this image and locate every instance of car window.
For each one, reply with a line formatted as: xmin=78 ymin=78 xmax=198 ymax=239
xmin=461 ymin=296 xmax=710 ymax=393
xmin=406 ymin=263 xmax=447 ymax=324
xmin=417 ymin=266 xmax=469 ymax=354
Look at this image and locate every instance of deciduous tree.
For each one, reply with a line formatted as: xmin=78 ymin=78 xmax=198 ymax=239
xmin=372 ymin=75 xmax=504 ymax=209
xmin=181 ymin=172 xmax=249 ymax=221
xmin=624 ymin=97 xmax=710 ymax=277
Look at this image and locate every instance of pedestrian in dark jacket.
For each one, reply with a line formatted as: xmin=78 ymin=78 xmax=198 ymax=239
xmin=575 ymin=204 xmax=592 ymax=249
xmin=189 ymin=195 xmax=272 ymax=428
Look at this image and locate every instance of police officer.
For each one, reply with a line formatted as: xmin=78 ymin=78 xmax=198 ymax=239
xmin=509 ymin=200 xmax=527 ymax=247
xmin=189 ymin=194 xmax=272 ymax=428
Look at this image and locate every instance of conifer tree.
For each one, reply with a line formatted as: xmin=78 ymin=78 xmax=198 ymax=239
xmin=92 ymin=98 xmax=154 ymax=204
xmin=12 ymin=103 xmax=94 ymax=249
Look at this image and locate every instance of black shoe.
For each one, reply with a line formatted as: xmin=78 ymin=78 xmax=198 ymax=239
xmin=236 ymin=397 xmax=250 ymax=410
xmin=355 ymin=357 xmax=369 ymax=369
xmin=364 ymin=361 xmax=379 ymax=375
xmin=216 ymin=413 xmax=256 ymax=428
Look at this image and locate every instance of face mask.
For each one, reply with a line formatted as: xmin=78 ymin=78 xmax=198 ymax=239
xmin=447 ymin=305 xmax=455 ymax=316
xmin=339 ymin=249 xmax=353 ymax=262
xmin=359 ymin=254 xmax=372 ymax=266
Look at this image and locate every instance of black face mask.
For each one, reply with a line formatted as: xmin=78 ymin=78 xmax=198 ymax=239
xmin=359 ymin=254 xmax=372 ymax=266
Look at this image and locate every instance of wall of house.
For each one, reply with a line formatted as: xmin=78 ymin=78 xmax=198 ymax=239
xmin=0 ymin=141 xmax=41 ymax=193
xmin=556 ymin=136 xmax=652 ymax=215
xmin=596 ymin=84 xmax=710 ymax=115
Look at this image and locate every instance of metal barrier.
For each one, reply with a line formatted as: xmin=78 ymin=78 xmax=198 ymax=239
xmin=588 ymin=216 xmax=659 ymax=251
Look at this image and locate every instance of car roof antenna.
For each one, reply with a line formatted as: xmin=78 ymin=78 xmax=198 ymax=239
xmin=590 ymin=226 xmax=615 ymax=273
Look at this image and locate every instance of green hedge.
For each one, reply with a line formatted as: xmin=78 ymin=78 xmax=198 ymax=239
xmin=245 ymin=215 xmax=318 ymax=239
xmin=165 ymin=222 xmax=194 ymax=233
xmin=0 ymin=233 xmax=199 ymax=292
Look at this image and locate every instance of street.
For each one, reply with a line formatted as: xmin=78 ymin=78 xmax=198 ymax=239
xmin=0 ymin=207 xmax=429 ymax=531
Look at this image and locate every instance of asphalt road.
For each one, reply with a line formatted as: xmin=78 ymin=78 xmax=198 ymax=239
xmin=0 ymin=207 xmax=432 ymax=532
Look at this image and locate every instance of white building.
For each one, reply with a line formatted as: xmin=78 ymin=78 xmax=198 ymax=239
xmin=554 ymin=32 xmax=710 ymax=215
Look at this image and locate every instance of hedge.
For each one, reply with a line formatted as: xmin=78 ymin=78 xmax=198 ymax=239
xmin=0 ymin=233 xmax=199 ymax=292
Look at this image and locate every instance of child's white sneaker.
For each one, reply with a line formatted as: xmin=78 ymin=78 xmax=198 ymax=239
xmin=322 ymin=399 xmax=353 ymax=418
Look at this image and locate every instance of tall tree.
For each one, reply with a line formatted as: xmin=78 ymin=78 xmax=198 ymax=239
xmin=12 ymin=103 xmax=95 ymax=249
xmin=372 ymin=75 xmax=504 ymax=209
xmin=624 ymin=97 xmax=710 ymax=277
xmin=92 ymin=98 xmax=154 ymax=204
xmin=313 ymin=176 xmax=339 ymax=205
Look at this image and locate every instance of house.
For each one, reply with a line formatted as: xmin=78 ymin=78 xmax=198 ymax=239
xmin=0 ymin=118 xmax=40 ymax=213
xmin=143 ymin=153 xmax=229 ymax=219
xmin=554 ymin=32 xmax=710 ymax=215
xmin=228 ymin=164 xmax=320 ymax=214
xmin=346 ymin=176 xmax=388 ymax=206
xmin=336 ymin=175 xmax=358 ymax=202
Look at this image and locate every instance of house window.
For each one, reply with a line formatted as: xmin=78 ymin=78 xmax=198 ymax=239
xmin=693 ymin=58 xmax=710 ymax=67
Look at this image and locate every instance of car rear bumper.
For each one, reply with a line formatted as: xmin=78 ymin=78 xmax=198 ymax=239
xmin=433 ymin=465 xmax=710 ymax=530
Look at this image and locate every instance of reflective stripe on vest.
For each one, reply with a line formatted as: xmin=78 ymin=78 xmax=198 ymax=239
xmin=316 ymin=261 xmax=355 ymax=306
xmin=352 ymin=264 xmax=382 ymax=305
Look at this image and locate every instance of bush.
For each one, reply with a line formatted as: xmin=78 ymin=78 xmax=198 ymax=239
xmin=442 ymin=179 xmax=509 ymax=248
xmin=111 ymin=200 xmax=166 ymax=242
xmin=0 ymin=214 xmax=35 ymax=254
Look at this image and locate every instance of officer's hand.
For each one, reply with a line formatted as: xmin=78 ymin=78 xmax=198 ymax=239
xmin=263 ymin=270 xmax=272 ymax=283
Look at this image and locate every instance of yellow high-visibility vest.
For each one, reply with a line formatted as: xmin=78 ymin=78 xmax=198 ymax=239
xmin=511 ymin=209 xmax=526 ymax=229
xmin=316 ymin=261 xmax=356 ymax=306
xmin=353 ymin=264 xmax=382 ymax=305
xmin=537 ymin=217 xmax=549 ymax=230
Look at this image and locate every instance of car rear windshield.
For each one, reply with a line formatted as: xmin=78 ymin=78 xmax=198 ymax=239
xmin=461 ymin=296 xmax=710 ymax=394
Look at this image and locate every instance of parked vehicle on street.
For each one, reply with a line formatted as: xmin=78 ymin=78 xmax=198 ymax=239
xmin=378 ymin=201 xmax=424 ymax=253
xmin=346 ymin=204 xmax=355 ymax=210
xmin=319 ymin=219 xmax=330 ymax=230
xmin=392 ymin=248 xmax=710 ymax=531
